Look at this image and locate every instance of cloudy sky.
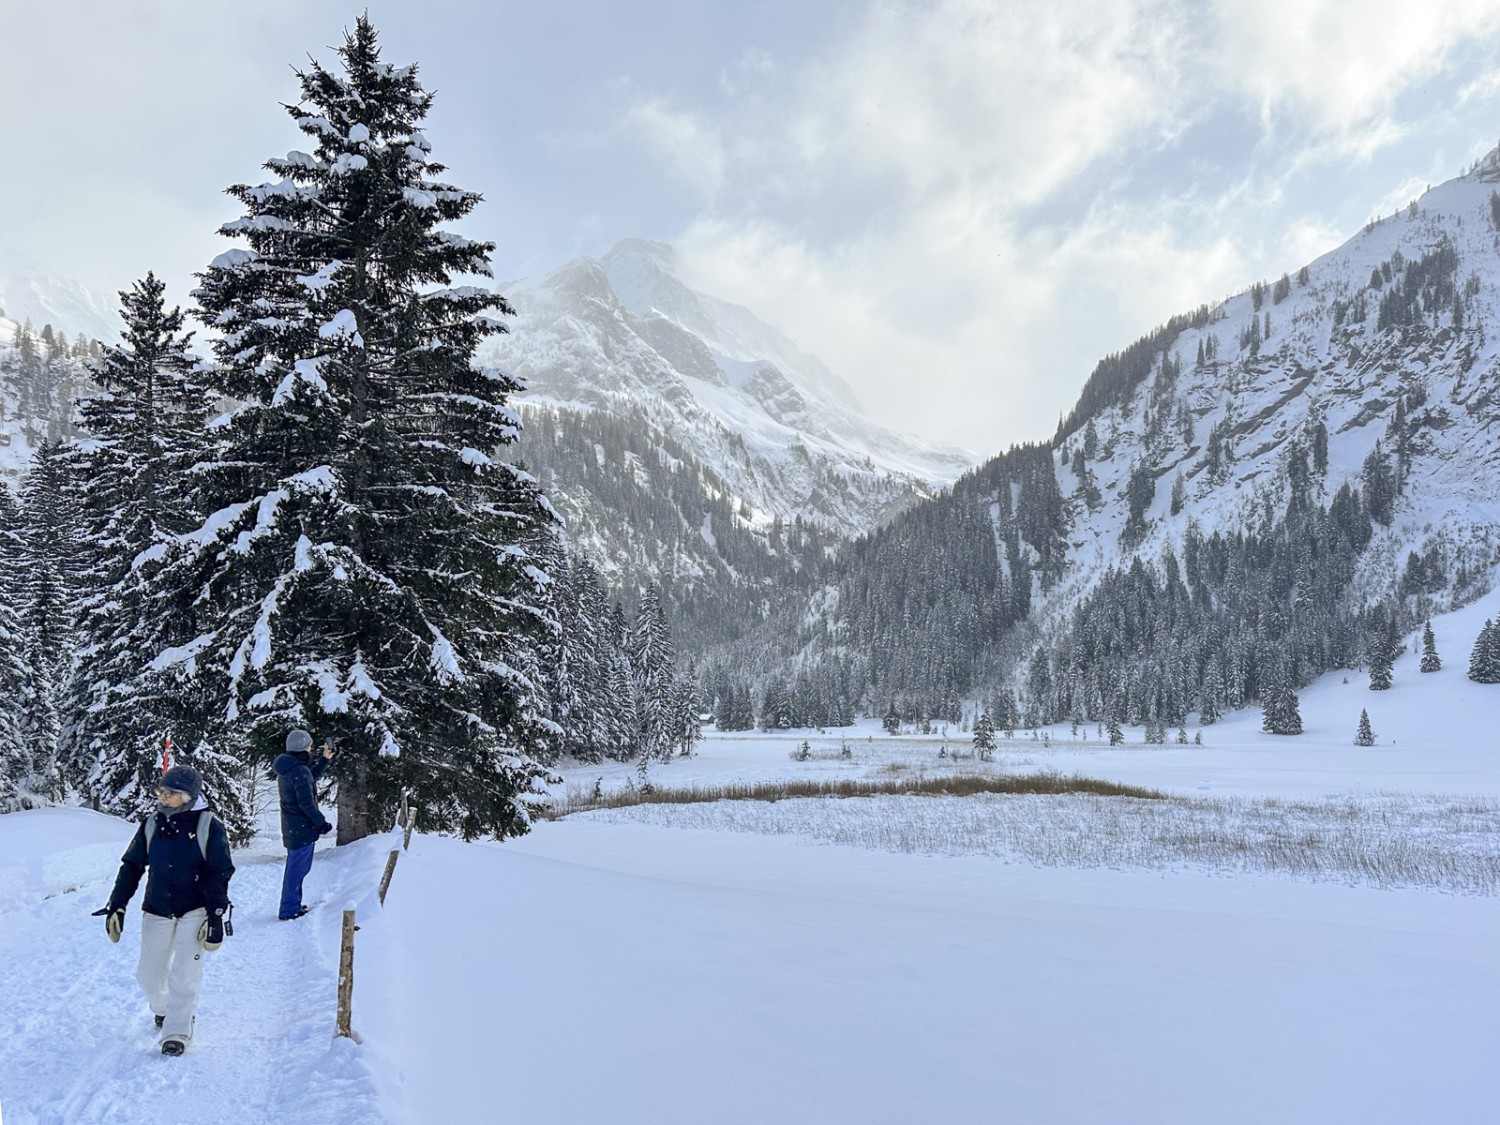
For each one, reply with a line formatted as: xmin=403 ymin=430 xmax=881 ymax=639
xmin=6 ymin=1 xmax=1500 ymax=455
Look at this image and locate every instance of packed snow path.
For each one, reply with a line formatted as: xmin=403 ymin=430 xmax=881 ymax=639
xmin=0 ymin=813 xmax=388 ymax=1125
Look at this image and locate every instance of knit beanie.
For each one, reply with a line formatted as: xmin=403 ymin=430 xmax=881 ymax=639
xmin=159 ymin=765 xmax=203 ymax=802
xmin=286 ymin=729 xmax=313 ymax=754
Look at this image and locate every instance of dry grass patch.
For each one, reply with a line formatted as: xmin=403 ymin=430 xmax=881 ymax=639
xmin=543 ymin=772 xmax=1166 ymax=819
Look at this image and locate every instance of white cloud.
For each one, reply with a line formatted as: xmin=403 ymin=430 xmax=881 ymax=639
xmin=621 ymin=99 xmax=728 ymax=204
xmin=642 ymin=0 xmax=1500 ymax=451
xmin=1213 ymin=0 xmax=1500 ymax=136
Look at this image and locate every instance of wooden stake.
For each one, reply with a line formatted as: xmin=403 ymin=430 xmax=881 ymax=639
xmin=401 ymin=790 xmax=414 ymax=852
xmin=378 ymin=848 xmax=400 ymax=906
xmin=336 ymin=909 xmax=356 ymax=1038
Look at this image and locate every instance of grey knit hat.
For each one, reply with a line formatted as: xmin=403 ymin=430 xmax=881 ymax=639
xmin=286 ymin=729 xmax=313 ymax=754
xmin=158 ymin=765 xmax=202 ymax=802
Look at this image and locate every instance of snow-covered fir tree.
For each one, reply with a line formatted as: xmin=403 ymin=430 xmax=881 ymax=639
xmin=1420 ymin=621 xmax=1441 ymax=673
xmin=164 ymin=17 xmax=558 ymax=842
xmin=1468 ymin=620 xmax=1500 ymax=684
xmin=1367 ymin=644 xmax=1394 ymax=691
xmin=603 ymin=602 xmax=639 ymax=759
xmin=1260 ymin=666 xmax=1303 ymax=735
xmin=51 ymin=274 xmax=251 ymax=829
xmin=14 ymin=443 xmax=79 ymax=803
xmin=630 ymin=585 xmax=679 ymax=761
xmin=972 ymin=711 xmax=996 ymax=760
xmin=1354 ymin=708 xmax=1375 ymax=746
xmin=0 ymin=487 xmax=38 ymax=809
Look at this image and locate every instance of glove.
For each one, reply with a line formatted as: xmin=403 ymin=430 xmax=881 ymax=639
xmin=318 ymin=822 xmax=333 ymax=836
xmin=92 ymin=906 xmax=125 ymax=943
xmin=198 ymin=909 xmax=226 ymax=951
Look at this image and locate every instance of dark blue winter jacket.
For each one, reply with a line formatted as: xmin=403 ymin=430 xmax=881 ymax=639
xmin=109 ymin=803 xmax=235 ymax=918
xmin=275 ymin=751 xmax=332 ymax=848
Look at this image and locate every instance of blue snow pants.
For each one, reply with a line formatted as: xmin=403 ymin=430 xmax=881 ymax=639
xmin=279 ymin=843 xmax=315 ymax=919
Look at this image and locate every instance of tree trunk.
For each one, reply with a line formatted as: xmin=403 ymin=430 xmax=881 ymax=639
xmin=335 ymin=754 xmax=379 ymax=845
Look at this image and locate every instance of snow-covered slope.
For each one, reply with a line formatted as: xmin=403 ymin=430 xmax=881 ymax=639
xmin=1028 ymin=156 xmax=1500 ymax=628
xmin=484 ymin=239 xmax=977 ymax=539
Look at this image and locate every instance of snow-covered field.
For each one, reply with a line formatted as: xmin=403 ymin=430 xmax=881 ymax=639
xmin=2 ymin=602 xmax=1497 ymax=1123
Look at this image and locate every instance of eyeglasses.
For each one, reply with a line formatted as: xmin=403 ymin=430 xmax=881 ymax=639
xmin=155 ymin=787 xmax=187 ymax=800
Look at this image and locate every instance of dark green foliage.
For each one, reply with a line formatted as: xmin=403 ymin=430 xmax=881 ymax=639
xmin=13 ymin=444 xmax=79 ymax=804
xmin=0 ymin=487 xmax=37 ymax=809
xmin=1170 ymin=474 xmax=1187 ymax=516
xmin=1055 ymin=308 xmax=1212 ymax=445
xmin=1033 ymin=492 xmax=1375 ymax=734
xmin=1367 ymin=617 xmax=1395 ymax=691
xmin=512 ymin=405 xmax=839 ymax=654
xmin=1261 ymin=668 xmax=1302 ymax=735
xmin=1310 ymin=420 xmax=1329 ymax=475
xmin=972 ymin=711 xmax=996 ymax=759
xmin=170 ymin=18 xmax=557 ymax=842
xmin=759 ymin=441 xmax=1066 ymax=716
xmin=1420 ymin=621 xmax=1441 ymax=673
xmin=1375 ymin=238 xmax=1459 ymax=335
xmin=882 ymin=702 xmax=900 ymax=735
xmin=52 ymin=275 xmax=251 ymax=831
xmin=1354 ymin=708 xmax=1375 ymax=746
xmin=1362 ymin=443 xmax=1397 ymax=526
xmin=1123 ymin=460 xmax=1156 ymax=542
xmin=1468 ymin=620 xmax=1500 ymax=684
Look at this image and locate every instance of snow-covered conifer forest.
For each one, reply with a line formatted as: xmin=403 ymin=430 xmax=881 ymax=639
xmin=1 ymin=15 xmax=1496 ymax=1125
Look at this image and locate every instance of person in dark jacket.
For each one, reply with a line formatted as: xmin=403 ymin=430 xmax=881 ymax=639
xmin=274 ymin=728 xmax=334 ymax=920
xmin=96 ymin=765 xmax=234 ymax=1056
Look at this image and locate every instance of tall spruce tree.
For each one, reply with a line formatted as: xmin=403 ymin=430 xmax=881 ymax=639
xmin=1260 ymin=666 xmax=1303 ymax=735
xmin=15 ymin=443 xmax=80 ymax=803
xmin=1468 ymin=620 xmax=1500 ymax=684
xmin=0 ymin=486 xmax=37 ymax=809
xmin=1367 ymin=638 xmax=1394 ymax=691
xmin=1420 ymin=621 xmax=1441 ymax=673
xmin=168 ymin=18 xmax=558 ymax=842
xmin=972 ymin=711 xmax=996 ymax=760
xmin=630 ymin=585 xmax=678 ymax=760
xmin=1354 ymin=708 xmax=1375 ymax=746
xmin=53 ymin=275 xmax=250 ymax=828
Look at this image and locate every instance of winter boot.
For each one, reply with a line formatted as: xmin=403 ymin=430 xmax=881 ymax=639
xmin=280 ymin=905 xmax=311 ymax=921
xmin=154 ymin=1015 xmax=165 ymax=1029
xmin=161 ymin=1039 xmax=186 ymax=1057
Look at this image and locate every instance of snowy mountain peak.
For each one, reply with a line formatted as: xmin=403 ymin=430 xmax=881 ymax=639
xmin=597 ymin=238 xmax=867 ymax=415
xmin=488 ymin=241 xmax=977 ymax=537
xmin=0 ymin=243 xmax=121 ymax=345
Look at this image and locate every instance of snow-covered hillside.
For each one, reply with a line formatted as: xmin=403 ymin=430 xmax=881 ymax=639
xmin=485 ymin=239 xmax=977 ymax=539
xmin=1043 ymin=151 xmax=1500 ymax=623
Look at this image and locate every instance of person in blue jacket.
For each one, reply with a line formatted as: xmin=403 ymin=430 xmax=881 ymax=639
xmin=274 ymin=728 xmax=334 ymax=920
xmin=96 ymin=765 xmax=234 ymax=1056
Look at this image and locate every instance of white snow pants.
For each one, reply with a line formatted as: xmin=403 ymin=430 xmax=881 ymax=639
xmin=137 ymin=908 xmax=209 ymax=1043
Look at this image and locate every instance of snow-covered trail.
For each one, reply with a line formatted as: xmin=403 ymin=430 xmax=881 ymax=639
xmin=0 ymin=813 xmax=390 ymax=1125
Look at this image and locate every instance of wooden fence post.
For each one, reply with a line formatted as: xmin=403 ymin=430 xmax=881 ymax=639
xmin=401 ymin=790 xmax=414 ymax=852
xmin=336 ymin=909 xmax=356 ymax=1038
xmin=378 ymin=847 xmax=400 ymax=906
